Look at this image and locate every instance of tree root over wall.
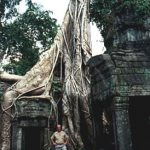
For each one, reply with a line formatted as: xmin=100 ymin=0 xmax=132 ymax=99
xmin=0 ymin=0 xmax=94 ymax=150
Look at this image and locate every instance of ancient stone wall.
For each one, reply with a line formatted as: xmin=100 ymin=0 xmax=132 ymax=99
xmin=88 ymin=50 xmax=150 ymax=102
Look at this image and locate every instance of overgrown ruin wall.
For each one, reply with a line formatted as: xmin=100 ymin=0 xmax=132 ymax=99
xmin=87 ymin=48 xmax=150 ymax=150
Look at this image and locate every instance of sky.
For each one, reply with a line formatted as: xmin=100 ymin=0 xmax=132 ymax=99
xmin=19 ymin=0 xmax=105 ymax=56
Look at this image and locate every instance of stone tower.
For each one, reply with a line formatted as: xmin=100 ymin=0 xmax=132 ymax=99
xmin=88 ymin=2 xmax=150 ymax=150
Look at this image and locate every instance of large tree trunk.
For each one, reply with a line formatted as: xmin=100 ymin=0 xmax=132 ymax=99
xmin=62 ymin=0 xmax=93 ymax=149
xmin=0 ymin=0 xmax=93 ymax=150
xmin=0 ymin=90 xmax=18 ymax=150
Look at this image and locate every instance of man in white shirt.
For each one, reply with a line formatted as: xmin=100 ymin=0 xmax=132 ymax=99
xmin=51 ymin=124 xmax=68 ymax=150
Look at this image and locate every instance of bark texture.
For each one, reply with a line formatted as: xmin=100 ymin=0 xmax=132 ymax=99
xmin=62 ymin=0 xmax=93 ymax=149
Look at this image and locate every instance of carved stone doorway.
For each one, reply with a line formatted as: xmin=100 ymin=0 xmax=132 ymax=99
xmin=11 ymin=99 xmax=53 ymax=150
xmin=22 ymin=127 xmax=44 ymax=150
xmin=129 ymin=96 xmax=150 ymax=150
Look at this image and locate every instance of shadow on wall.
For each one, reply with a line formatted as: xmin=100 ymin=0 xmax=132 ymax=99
xmin=129 ymin=96 xmax=150 ymax=150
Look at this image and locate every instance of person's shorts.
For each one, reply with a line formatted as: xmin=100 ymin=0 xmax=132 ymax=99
xmin=55 ymin=144 xmax=67 ymax=150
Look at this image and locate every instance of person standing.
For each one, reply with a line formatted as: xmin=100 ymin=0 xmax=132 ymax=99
xmin=51 ymin=124 xmax=68 ymax=150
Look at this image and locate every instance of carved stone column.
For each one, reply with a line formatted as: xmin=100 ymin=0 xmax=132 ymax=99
xmin=112 ymin=97 xmax=132 ymax=150
xmin=11 ymin=124 xmax=22 ymax=150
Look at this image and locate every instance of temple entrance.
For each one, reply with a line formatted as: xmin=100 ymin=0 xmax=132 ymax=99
xmin=129 ymin=96 xmax=150 ymax=150
xmin=22 ymin=127 xmax=44 ymax=150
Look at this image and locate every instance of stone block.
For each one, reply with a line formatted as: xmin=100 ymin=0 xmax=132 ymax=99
xmin=120 ymin=68 xmax=135 ymax=74
xmin=133 ymin=68 xmax=145 ymax=74
xmin=144 ymin=69 xmax=150 ymax=74
xmin=15 ymin=99 xmax=51 ymax=118
xmin=128 ymin=61 xmax=143 ymax=67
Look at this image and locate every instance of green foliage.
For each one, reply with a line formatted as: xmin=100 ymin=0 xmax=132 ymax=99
xmin=90 ymin=0 xmax=115 ymax=38
xmin=51 ymin=77 xmax=63 ymax=103
xmin=0 ymin=2 xmax=58 ymax=75
xmin=52 ymin=78 xmax=63 ymax=94
xmin=90 ymin=0 xmax=150 ymax=39
xmin=0 ymin=0 xmax=21 ymax=20
xmin=0 ymin=0 xmax=34 ymax=20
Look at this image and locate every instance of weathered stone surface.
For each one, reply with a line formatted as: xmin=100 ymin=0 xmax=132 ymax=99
xmin=88 ymin=50 xmax=150 ymax=101
xmin=88 ymin=48 xmax=150 ymax=150
xmin=11 ymin=99 xmax=53 ymax=150
xmin=89 ymin=6 xmax=150 ymax=150
xmin=112 ymin=97 xmax=132 ymax=150
xmin=15 ymin=99 xmax=51 ymax=118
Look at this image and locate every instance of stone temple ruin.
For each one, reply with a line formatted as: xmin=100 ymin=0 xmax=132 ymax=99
xmin=11 ymin=99 xmax=53 ymax=150
xmin=88 ymin=7 xmax=150 ymax=150
xmin=1 ymin=2 xmax=150 ymax=150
